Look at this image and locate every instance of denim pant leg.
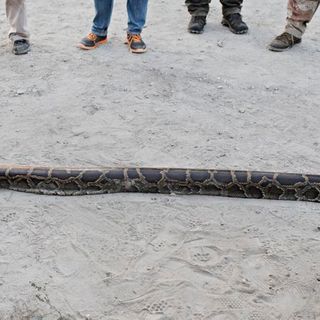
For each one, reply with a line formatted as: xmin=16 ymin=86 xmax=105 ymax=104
xmin=127 ymin=0 xmax=148 ymax=34
xmin=92 ymin=0 xmax=114 ymax=36
xmin=220 ymin=0 xmax=243 ymax=16
xmin=185 ymin=0 xmax=211 ymax=17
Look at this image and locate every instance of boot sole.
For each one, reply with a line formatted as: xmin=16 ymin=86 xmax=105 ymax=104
xmin=129 ymin=48 xmax=147 ymax=54
xmin=221 ymin=19 xmax=248 ymax=34
xmin=268 ymin=40 xmax=301 ymax=52
xmin=188 ymin=29 xmax=204 ymax=34
xmin=77 ymin=39 xmax=108 ymax=50
xmin=268 ymin=46 xmax=288 ymax=52
xmin=129 ymin=46 xmax=147 ymax=54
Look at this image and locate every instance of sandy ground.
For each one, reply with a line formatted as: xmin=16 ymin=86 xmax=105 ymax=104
xmin=0 ymin=0 xmax=320 ymax=319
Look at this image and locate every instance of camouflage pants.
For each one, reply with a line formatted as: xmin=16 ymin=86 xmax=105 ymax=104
xmin=286 ymin=0 xmax=319 ymax=38
xmin=6 ymin=0 xmax=29 ymax=40
xmin=185 ymin=0 xmax=244 ymax=17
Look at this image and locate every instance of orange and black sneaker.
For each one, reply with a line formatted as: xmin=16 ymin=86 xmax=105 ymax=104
xmin=78 ymin=33 xmax=107 ymax=50
xmin=126 ymin=33 xmax=147 ymax=54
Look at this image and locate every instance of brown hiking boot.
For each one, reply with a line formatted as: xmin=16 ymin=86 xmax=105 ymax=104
xmin=268 ymin=32 xmax=301 ymax=52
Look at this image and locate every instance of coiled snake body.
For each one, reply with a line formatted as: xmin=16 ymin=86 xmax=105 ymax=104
xmin=1 ymin=165 xmax=320 ymax=202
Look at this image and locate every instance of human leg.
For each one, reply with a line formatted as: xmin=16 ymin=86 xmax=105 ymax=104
xmin=220 ymin=0 xmax=248 ymax=34
xmin=6 ymin=0 xmax=30 ymax=54
xmin=185 ymin=0 xmax=211 ymax=33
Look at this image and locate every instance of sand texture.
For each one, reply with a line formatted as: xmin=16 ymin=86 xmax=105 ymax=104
xmin=0 ymin=0 xmax=319 ymax=319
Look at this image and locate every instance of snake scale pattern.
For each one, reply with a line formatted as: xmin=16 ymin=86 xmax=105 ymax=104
xmin=0 ymin=165 xmax=320 ymax=202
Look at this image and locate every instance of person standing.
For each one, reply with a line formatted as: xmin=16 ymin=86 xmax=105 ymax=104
xmin=186 ymin=0 xmax=248 ymax=34
xmin=269 ymin=0 xmax=319 ymax=51
xmin=6 ymin=0 xmax=30 ymax=55
xmin=79 ymin=0 xmax=149 ymax=53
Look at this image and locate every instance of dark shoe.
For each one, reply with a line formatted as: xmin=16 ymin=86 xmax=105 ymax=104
xmin=126 ymin=33 xmax=147 ymax=54
xmin=222 ymin=13 xmax=248 ymax=34
xmin=268 ymin=32 xmax=301 ymax=52
xmin=78 ymin=33 xmax=107 ymax=50
xmin=188 ymin=16 xmax=207 ymax=34
xmin=12 ymin=39 xmax=30 ymax=55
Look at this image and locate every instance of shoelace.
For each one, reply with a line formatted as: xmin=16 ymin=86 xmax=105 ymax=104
xmin=276 ymin=32 xmax=294 ymax=43
xmin=87 ymin=33 xmax=97 ymax=41
xmin=128 ymin=34 xmax=142 ymax=43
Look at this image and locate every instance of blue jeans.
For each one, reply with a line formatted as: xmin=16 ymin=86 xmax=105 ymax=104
xmin=92 ymin=0 xmax=148 ymax=36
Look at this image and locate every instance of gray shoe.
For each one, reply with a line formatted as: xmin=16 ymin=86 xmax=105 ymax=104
xmin=12 ymin=39 xmax=30 ymax=55
xmin=268 ymin=32 xmax=301 ymax=52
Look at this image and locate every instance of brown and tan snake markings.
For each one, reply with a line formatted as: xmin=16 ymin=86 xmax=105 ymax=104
xmin=0 ymin=165 xmax=319 ymax=202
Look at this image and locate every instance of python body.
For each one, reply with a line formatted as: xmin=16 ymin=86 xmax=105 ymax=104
xmin=0 ymin=165 xmax=319 ymax=202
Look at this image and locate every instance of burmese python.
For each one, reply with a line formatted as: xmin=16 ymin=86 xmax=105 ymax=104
xmin=0 ymin=165 xmax=319 ymax=202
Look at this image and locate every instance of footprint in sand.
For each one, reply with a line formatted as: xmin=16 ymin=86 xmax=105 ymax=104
xmin=144 ymin=300 xmax=169 ymax=314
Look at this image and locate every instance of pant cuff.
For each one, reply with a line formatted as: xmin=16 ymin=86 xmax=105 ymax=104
xmin=190 ymin=12 xmax=208 ymax=17
xmin=127 ymin=31 xmax=142 ymax=35
xmin=223 ymin=7 xmax=241 ymax=17
xmin=285 ymin=24 xmax=303 ymax=39
xmin=91 ymin=27 xmax=107 ymax=37
xmin=9 ymin=33 xmax=29 ymax=41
